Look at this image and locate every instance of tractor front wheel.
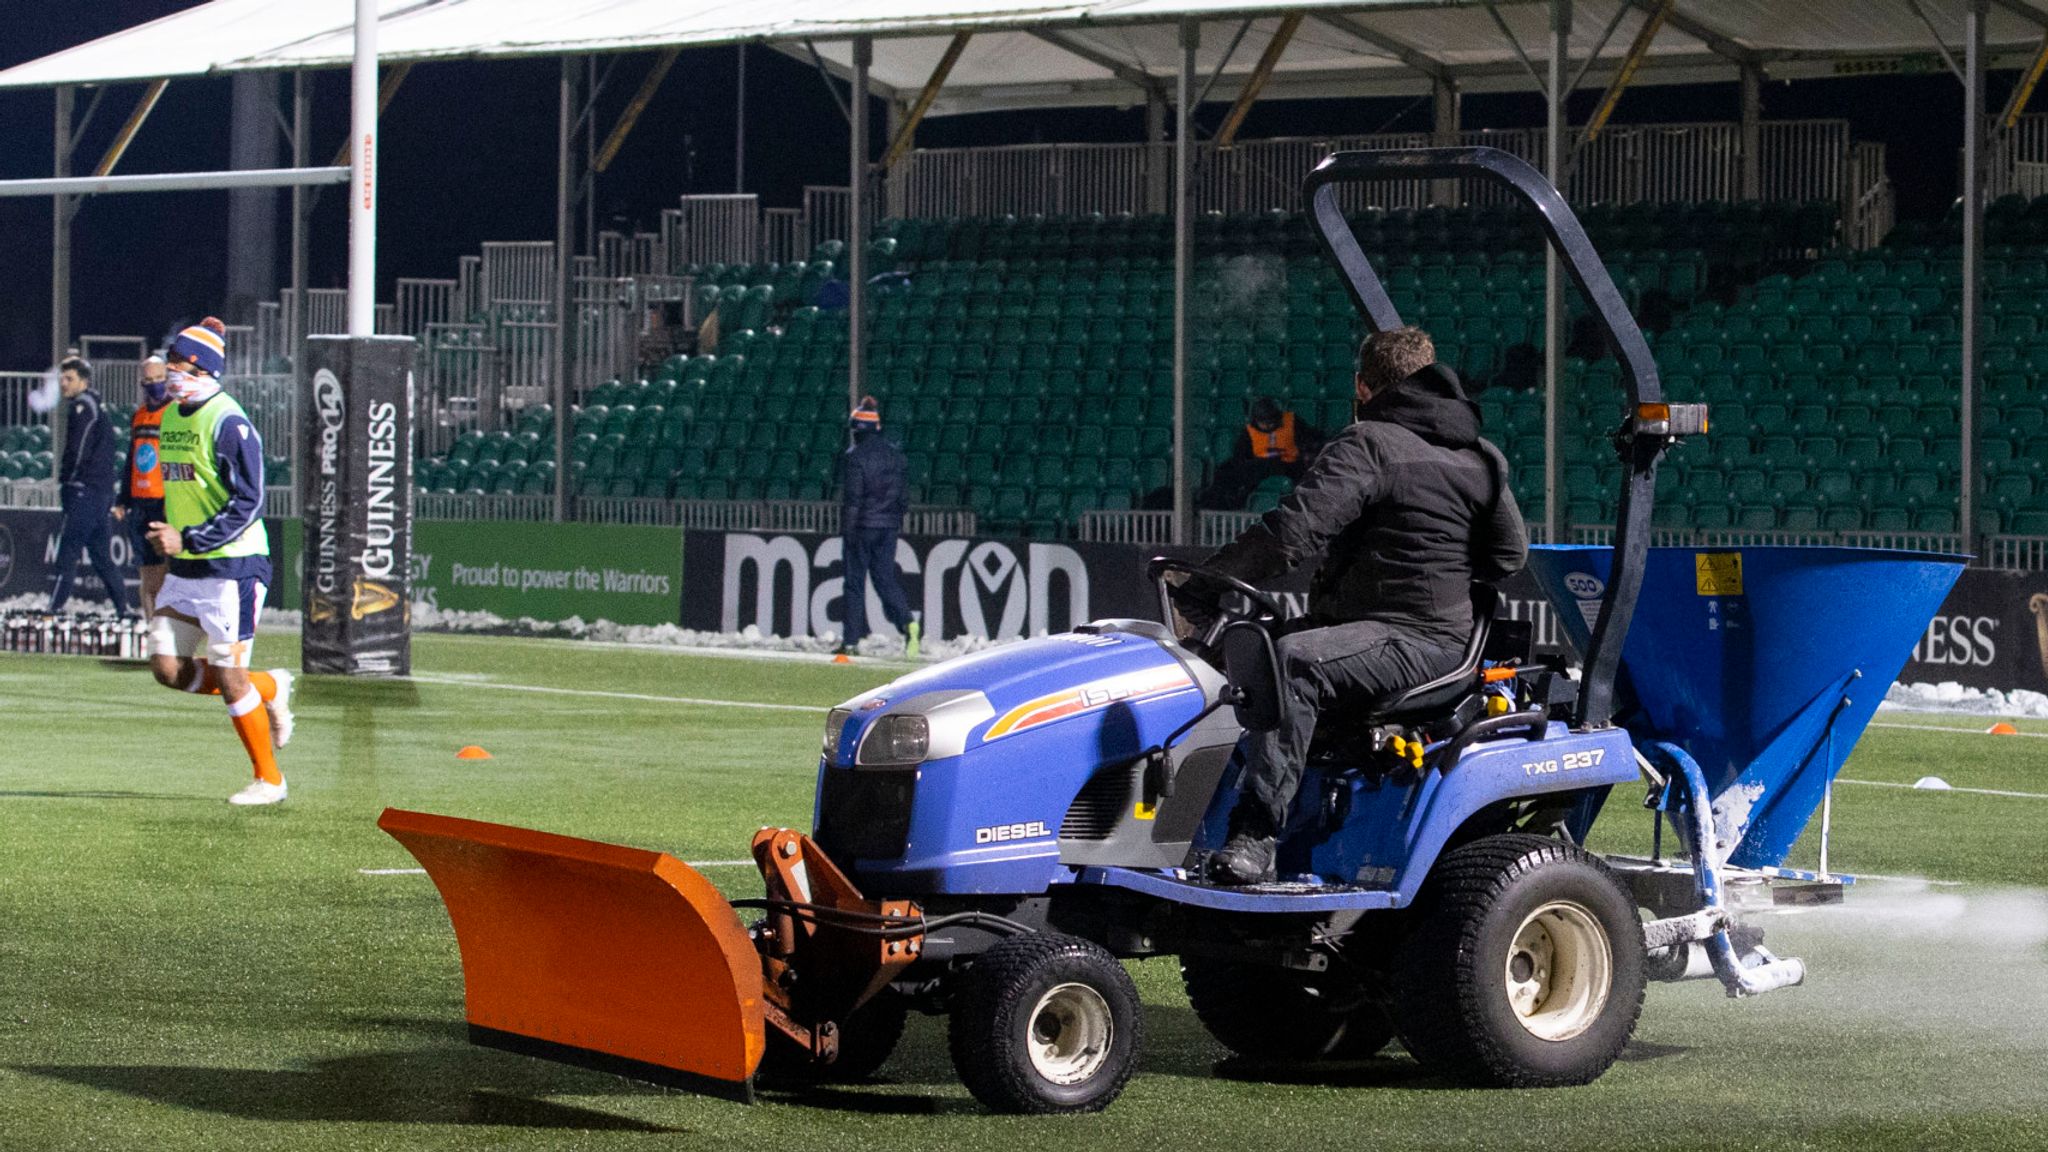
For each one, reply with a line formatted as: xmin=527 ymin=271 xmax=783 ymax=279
xmin=948 ymin=933 xmax=1142 ymax=1114
xmin=1389 ymin=833 xmax=1645 ymax=1087
xmin=1181 ymin=955 xmax=1395 ymax=1061
xmin=758 ymin=990 xmax=909 ymax=1084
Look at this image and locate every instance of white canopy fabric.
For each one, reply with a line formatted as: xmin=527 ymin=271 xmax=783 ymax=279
xmin=6 ymin=0 xmax=2048 ymax=115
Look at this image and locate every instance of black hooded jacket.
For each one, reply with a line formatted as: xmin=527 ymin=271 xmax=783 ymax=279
xmin=1203 ymin=363 xmax=1528 ymax=643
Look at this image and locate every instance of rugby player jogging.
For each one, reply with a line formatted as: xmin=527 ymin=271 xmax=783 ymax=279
xmin=144 ymin=319 xmax=297 ymax=805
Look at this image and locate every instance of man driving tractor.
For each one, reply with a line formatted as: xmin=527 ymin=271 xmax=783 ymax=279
xmin=1186 ymin=326 xmax=1528 ymax=885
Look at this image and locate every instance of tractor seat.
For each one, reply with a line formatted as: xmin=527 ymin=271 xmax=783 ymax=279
xmin=1350 ymin=584 xmax=1500 ymax=725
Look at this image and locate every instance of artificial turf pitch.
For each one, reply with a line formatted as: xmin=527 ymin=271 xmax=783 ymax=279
xmin=2 ymin=632 xmax=2046 ymax=1151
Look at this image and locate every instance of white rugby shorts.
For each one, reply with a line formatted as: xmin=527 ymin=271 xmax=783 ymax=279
xmin=152 ymin=574 xmax=267 ymax=666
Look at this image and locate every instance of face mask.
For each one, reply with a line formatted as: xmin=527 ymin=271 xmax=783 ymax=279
xmin=167 ymin=367 xmax=214 ymax=401
xmin=141 ymin=375 xmax=168 ymax=405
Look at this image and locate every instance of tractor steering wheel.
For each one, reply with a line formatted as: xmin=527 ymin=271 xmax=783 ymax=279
xmin=1147 ymin=557 xmax=1289 ymax=653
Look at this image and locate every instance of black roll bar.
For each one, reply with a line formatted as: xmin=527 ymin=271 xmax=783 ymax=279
xmin=1301 ymin=146 xmax=1689 ymax=729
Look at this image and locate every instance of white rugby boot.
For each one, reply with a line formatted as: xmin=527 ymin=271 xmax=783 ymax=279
xmin=229 ymin=779 xmax=288 ymax=806
xmin=265 ymin=669 xmax=296 ymax=749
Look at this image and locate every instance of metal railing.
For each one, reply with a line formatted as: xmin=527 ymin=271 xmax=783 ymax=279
xmin=804 ymin=186 xmax=851 ymax=256
xmin=416 ymin=492 xmax=556 ymax=522
xmin=480 ymin=241 xmax=555 ymax=311
xmin=411 ymin=492 xmax=975 ymax=536
xmin=1075 ymin=510 xmax=1259 ymax=547
xmin=395 ymin=278 xmax=459 ymax=335
xmin=493 ymin=320 xmax=557 ymax=412
xmin=666 ymin=194 xmax=761 ymax=268
xmin=888 ymin=120 xmax=1876 ymax=238
xmin=1568 ymin=524 xmax=1967 ymax=553
xmin=764 ymin=208 xmax=806 ymax=263
xmin=573 ymin=276 xmax=640 ymax=390
xmin=1848 ymin=141 xmax=1895 ymax=250
xmin=1986 ymin=535 xmax=2048 ymax=571
xmin=419 ymin=323 xmax=497 ymax=456
xmin=1076 ymin=509 xmax=1173 ymax=545
xmin=0 ymin=479 xmax=57 ymax=507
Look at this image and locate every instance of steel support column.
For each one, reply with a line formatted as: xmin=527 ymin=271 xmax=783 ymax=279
xmin=553 ymin=57 xmax=576 ymax=522
xmin=1739 ymin=64 xmax=1761 ymax=201
xmin=1431 ymin=76 xmax=1460 ymax=205
xmin=736 ymin=45 xmax=747 ymax=192
xmin=1173 ymin=20 xmax=1198 ymax=546
xmin=291 ymin=72 xmax=311 ymax=365
xmin=1146 ymin=91 xmax=1167 ymax=215
xmin=1544 ymin=0 xmax=1570 ymax=544
xmin=51 ymin=85 xmax=72 ymax=366
xmin=1963 ymin=0 xmax=1986 ymax=556
xmin=850 ymin=36 xmax=872 ymax=408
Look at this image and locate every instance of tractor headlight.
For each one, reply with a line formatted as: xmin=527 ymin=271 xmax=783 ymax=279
xmin=822 ymin=708 xmax=852 ymax=761
xmin=857 ymin=714 xmax=930 ymax=767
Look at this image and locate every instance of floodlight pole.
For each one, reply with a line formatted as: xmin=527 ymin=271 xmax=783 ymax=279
xmin=1173 ymin=19 xmax=1198 ymax=547
xmin=1544 ymin=0 xmax=1570 ymax=544
xmin=850 ymin=36 xmax=871 ymax=409
xmin=348 ymin=0 xmax=377 ymax=336
xmin=1962 ymin=0 xmax=1986 ymax=556
xmin=51 ymin=85 xmax=75 ymax=369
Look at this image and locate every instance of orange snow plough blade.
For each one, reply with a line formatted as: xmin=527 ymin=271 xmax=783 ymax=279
xmin=379 ymin=808 xmax=766 ymax=1100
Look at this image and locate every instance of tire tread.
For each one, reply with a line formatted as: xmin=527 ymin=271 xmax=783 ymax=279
xmin=1391 ymin=833 xmax=1646 ymax=1088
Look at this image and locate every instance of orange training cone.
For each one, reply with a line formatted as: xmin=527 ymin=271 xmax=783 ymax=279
xmin=1988 ymin=722 xmax=2020 ymax=735
xmin=457 ymin=745 xmax=494 ymax=760
xmin=831 ymin=653 xmax=852 ymax=664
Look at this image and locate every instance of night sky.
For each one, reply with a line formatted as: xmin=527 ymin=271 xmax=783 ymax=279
xmin=0 ymin=0 xmax=2019 ymax=370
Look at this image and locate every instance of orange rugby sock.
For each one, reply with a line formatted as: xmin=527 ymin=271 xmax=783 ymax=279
xmin=228 ymin=690 xmax=283 ymax=785
xmin=247 ymin=670 xmax=277 ymax=703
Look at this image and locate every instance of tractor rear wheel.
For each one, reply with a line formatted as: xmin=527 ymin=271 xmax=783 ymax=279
xmin=948 ymin=933 xmax=1142 ymax=1114
xmin=1180 ymin=956 xmax=1394 ymax=1061
xmin=1389 ymin=833 xmax=1645 ymax=1088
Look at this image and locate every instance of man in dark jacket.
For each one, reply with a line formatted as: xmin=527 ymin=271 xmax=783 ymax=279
xmin=48 ymin=356 xmax=132 ymax=616
xmin=838 ymin=397 xmax=920 ymax=657
xmin=1190 ymin=327 xmax=1528 ymax=885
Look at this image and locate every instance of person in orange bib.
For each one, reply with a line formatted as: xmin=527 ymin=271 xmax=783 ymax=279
xmin=114 ymin=355 xmax=172 ymax=617
xmin=1201 ymin=395 xmax=1326 ymax=510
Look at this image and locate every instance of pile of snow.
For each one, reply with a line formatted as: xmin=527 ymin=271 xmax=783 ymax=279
xmin=1883 ymin=681 xmax=2048 ymax=719
xmin=409 ymin=599 xmax=1004 ymax=662
xmin=0 ymin=591 xmax=301 ymax=629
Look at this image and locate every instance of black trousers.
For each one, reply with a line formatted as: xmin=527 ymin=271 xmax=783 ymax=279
xmin=1238 ymin=618 xmax=1463 ymax=831
xmin=842 ymin=526 xmax=913 ymax=646
xmin=49 ymin=486 xmax=130 ymax=616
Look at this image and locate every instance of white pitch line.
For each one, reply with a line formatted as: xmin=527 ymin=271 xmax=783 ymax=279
xmin=408 ymin=674 xmax=825 ymax=713
xmin=1870 ymin=720 xmax=2048 ymax=738
xmin=1838 ymin=777 xmax=2048 ymax=800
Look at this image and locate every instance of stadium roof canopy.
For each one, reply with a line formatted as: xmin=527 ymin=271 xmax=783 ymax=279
xmin=7 ymin=0 xmax=2048 ymax=116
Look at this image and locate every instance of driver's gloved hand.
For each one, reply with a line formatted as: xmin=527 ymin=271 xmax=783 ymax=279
xmin=1168 ymin=575 xmax=1224 ymax=631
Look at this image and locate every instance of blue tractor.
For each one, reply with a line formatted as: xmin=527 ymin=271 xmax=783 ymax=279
xmin=382 ymin=148 xmax=1965 ymax=1114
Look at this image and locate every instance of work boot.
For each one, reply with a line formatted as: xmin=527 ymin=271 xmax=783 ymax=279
xmin=1207 ymin=808 xmax=1278 ymax=886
